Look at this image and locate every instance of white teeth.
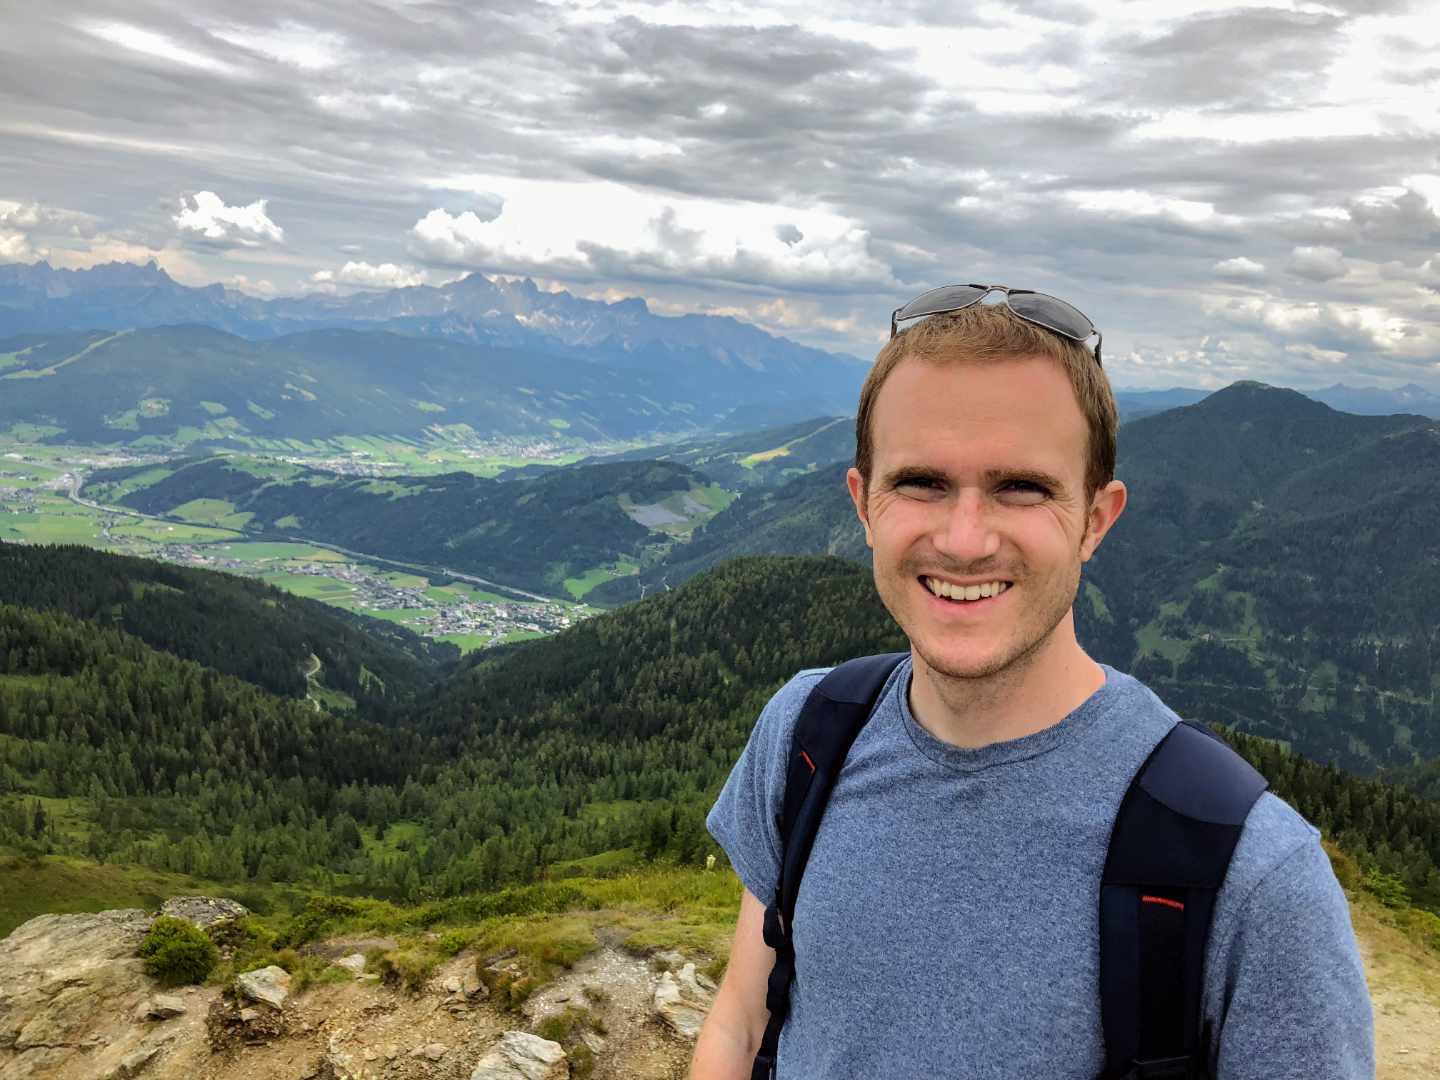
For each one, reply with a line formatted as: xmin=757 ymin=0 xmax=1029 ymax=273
xmin=924 ymin=577 xmax=1009 ymax=602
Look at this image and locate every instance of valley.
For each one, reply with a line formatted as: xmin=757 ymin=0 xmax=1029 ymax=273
xmin=0 ymin=441 xmax=594 ymax=652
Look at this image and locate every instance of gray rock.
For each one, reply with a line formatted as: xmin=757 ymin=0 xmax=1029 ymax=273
xmin=0 ymin=908 xmax=153 ymax=1066
xmin=442 ymin=975 xmax=463 ymax=994
xmin=106 ymin=1041 xmax=164 ymax=1078
xmin=239 ymin=1007 xmax=261 ymax=1023
xmin=133 ymin=993 xmax=187 ymax=1021
xmin=411 ymin=1042 xmax=449 ymax=1061
xmin=158 ymin=896 xmax=249 ymax=929
xmin=234 ymin=965 xmax=291 ymax=1009
xmin=469 ymin=1031 xmax=568 ymax=1080
xmin=654 ymin=962 xmax=717 ymax=1040
xmin=335 ymin=953 xmax=367 ymax=975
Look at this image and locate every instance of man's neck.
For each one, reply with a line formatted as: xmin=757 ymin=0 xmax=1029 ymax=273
xmin=907 ymin=632 xmax=1106 ymax=750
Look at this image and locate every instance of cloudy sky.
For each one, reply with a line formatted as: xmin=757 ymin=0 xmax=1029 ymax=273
xmin=2 ymin=0 xmax=1438 ymax=389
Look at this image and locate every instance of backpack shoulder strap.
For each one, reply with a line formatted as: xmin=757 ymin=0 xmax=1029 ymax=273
xmin=1097 ymin=720 xmax=1268 ymax=1080
xmin=751 ymin=652 xmax=908 ymax=1080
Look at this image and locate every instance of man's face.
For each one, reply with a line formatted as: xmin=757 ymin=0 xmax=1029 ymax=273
xmin=846 ymin=354 xmax=1125 ymax=683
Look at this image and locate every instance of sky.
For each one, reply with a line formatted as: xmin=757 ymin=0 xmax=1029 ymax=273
xmin=1 ymin=0 xmax=1438 ymax=390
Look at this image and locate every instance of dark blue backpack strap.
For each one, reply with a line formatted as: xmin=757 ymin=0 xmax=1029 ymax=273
xmin=751 ymin=652 xmax=908 ymax=1080
xmin=1097 ymin=721 xmax=1268 ymax=1080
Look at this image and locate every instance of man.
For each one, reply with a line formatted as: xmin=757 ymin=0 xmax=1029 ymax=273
xmin=692 ymin=287 xmax=1373 ymax=1079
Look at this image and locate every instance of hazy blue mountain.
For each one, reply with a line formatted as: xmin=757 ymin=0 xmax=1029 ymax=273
xmin=1306 ymin=382 xmax=1440 ymax=419
xmin=1112 ymin=387 xmax=1212 ymax=421
xmin=0 ymin=324 xmax=862 ymax=445
xmin=0 ymin=261 xmax=866 ymax=411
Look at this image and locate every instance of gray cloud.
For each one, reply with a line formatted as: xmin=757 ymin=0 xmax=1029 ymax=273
xmin=0 ymin=0 xmax=1436 ymax=387
xmin=1288 ymin=246 xmax=1348 ymax=283
xmin=1106 ymin=8 xmax=1347 ymax=109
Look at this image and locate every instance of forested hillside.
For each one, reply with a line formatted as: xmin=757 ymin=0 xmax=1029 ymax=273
xmin=0 ymin=542 xmax=453 ymax=720
xmin=5 ymin=552 xmax=1440 ymax=924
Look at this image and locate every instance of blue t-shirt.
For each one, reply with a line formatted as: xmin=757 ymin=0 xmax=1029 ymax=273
xmin=706 ymin=659 xmax=1374 ymax=1079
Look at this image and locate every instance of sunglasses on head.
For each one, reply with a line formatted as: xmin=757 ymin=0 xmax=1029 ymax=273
xmin=890 ymin=283 xmax=1102 ymax=366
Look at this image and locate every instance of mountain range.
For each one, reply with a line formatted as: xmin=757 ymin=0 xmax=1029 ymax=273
xmin=2 ymin=324 xmax=859 ymax=445
xmin=0 ymin=260 xmax=867 ymax=420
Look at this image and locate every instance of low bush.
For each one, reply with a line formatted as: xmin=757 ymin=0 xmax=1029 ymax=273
xmin=138 ymin=916 xmax=219 ymax=987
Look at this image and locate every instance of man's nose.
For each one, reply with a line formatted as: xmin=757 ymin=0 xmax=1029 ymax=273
xmin=934 ymin=488 xmax=1000 ymax=561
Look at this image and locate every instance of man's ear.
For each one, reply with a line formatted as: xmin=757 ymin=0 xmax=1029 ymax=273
xmin=846 ymin=467 xmax=873 ymax=547
xmin=1080 ymin=479 xmax=1126 ymax=562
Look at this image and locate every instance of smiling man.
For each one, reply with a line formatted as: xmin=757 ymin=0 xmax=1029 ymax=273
xmin=693 ymin=291 xmax=1373 ymax=1079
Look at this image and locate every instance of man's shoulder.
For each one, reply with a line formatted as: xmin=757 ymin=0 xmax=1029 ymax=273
xmin=1231 ymin=790 xmax=1323 ymax=885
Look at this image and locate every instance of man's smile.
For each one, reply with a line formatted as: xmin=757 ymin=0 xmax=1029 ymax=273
xmin=918 ymin=574 xmax=1013 ymax=608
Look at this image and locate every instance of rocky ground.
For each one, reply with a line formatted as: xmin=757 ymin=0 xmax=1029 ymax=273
xmin=0 ymin=901 xmax=707 ymax=1080
xmin=4 ymin=893 xmax=1438 ymax=1079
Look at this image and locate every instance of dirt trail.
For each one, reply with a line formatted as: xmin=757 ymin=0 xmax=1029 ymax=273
xmin=1354 ymin=902 xmax=1440 ymax=1079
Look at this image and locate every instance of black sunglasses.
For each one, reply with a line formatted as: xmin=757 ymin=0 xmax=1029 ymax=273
xmin=890 ymin=283 xmax=1102 ymax=366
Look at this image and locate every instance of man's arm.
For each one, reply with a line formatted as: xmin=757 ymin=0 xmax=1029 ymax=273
xmin=691 ymin=887 xmax=775 ymax=1080
xmin=1211 ymin=838 xmax=1374 ymax=1079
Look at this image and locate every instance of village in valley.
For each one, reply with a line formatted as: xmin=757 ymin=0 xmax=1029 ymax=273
xmin=0 ymin=447 xmax=597 ymax=652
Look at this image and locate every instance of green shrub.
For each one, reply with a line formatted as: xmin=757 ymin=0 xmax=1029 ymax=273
xmin=1363 ymin=866 xmax=1410 ymax=909
xmin=138 ymin=916 xmax=219 ymax=987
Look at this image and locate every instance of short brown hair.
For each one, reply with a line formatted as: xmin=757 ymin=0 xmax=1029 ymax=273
xmin=854 ymin=303 xmax=1118 ymax=502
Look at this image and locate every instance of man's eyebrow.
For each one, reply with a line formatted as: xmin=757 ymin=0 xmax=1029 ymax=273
xmin=985 ymin=467 xmax=1069 ymax=493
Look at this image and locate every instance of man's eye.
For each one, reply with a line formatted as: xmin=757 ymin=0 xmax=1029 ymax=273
xmin=898 ymin=478 xmax=940 ymax=491
xmin=1002 ymin=481 xmax=1049 ymax=499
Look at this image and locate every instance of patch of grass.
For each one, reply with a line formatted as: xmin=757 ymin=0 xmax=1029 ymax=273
xmin=474 ymin=916 xmax=598 ymax=1008
xmin=379 ymin=945 xmax=443 ymax=991
xmin=0 ymin=348 xmax=32 ymax=372
xmin=168 ymin=498 xmax=254 ymax=530
xmin=550 ymin=848 xmax=642 ymax=879
xmin=435 ymin=632 xmax=494 ymax=653
xmin=0 ymin=851 xmax=294 ymax=939
xmin=564 ymin=559 xmax=639 ymax=600
xmin=220 ymin=542 xmax=346 ymax=562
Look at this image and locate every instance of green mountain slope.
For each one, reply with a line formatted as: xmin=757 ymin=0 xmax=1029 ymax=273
xmin=84 ymin=456 xmax=724 ymax=594
xmin=583 ymin=383 xmax=1440 ymax=773
xmin=588 ymin=462 xmax=869 ymax=605
xmin=564 ymin=414 xmax=855 ymax=489
xmin=0 ymin=542 xmax=454 ymax=720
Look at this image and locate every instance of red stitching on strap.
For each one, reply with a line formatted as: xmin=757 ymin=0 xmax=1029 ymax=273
xmin=1142 ymin=894 xmax=1185 ymax=911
